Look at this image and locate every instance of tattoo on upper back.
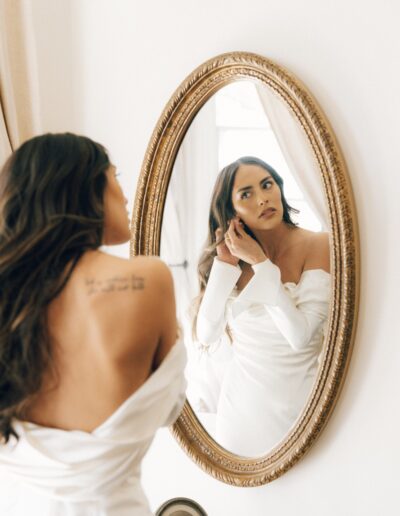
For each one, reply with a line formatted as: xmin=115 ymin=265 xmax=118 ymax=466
xmin=85 ymin=275 xmax=145 ymax=295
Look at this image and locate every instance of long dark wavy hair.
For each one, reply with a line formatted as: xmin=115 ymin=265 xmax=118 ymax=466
xmin=0 ymin=133 xmax=110 ymax=442
xmin=192 ymin=156 xmax=299 ymax=340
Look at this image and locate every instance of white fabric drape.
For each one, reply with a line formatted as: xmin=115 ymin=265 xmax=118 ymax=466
xmin=256 ymin=84 xmax=328 ymax=229
xmin=0 ymin=100 xmax=11 ymax=167
xmin=160 ymin=98 xmax=220 ymax=413
xmin=160 ymin=96 xmax=219 ymax=323
xmin=0 ymin=339 xmax=187 ymax=515
xmin=0 ymin=0 xmax=41 ymax=167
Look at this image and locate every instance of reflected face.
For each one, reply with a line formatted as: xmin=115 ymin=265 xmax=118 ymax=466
xmin=231 ymin=164 xmax=283 ymax=231
xmin=103 ymin=165 xmax=130 ymax=245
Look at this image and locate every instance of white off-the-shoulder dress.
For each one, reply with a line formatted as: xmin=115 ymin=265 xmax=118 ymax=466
xmin=195 ymin=258 xmax=331 ymax=457
xmin=0 ymin=339 xmax=187 ymax=516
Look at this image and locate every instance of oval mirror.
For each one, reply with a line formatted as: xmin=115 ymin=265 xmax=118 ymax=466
xmin=131 ymin=52 xmax=359 ymax=485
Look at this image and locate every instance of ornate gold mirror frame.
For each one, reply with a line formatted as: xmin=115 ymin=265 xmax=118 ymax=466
xmin=130 ymin=52 xmax=359 ymax=486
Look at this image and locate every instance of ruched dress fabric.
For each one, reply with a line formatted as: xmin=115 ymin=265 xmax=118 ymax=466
xmin=0 ymin=339 xmax=187 ymax=516
xmin=196 ymin=258 xmax=331 ymax=457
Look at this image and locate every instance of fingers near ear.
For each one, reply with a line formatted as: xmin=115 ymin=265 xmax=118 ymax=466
xmin=224 ymin=236 xmax=233 ymax=254
xmin=216 ymin=228 xmax=226 ymax=246
xmin=227 ymin=222 xmax=237 ymax=241
xmin=233 ymin=218 xmax=245 ymax=237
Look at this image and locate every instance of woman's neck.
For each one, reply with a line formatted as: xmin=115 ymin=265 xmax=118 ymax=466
xmin=253 ymin=223 xmax=298 ymax=262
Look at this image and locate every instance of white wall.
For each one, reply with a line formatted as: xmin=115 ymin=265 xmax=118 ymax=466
xmin=30 ymin=1 xmax=400 ymax=514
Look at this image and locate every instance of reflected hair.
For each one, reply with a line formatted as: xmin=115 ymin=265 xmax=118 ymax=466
xmin=192 ymin=156 xmax=299 ymax=340
xmin=0 ymin=133 xmax=110 ymax=442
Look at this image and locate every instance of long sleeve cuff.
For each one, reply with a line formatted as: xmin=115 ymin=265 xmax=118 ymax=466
xmin=237 ymin=259 xmax=281 ymax=306
xmin=196 ymin=258 xmax=241 ymax=345
xmin=200 ymin=258 xmax=241 ymax=322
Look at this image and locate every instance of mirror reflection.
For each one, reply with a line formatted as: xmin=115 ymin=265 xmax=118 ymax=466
xmin=161 ymin=81 xmax=331 ymax=457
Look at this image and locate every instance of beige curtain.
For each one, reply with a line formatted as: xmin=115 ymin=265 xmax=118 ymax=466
xmin=0 ymin=0 xmax=41 ymax=167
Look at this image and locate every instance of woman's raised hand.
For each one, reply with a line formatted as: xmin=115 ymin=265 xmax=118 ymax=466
xmin=215 ymin=227 xmax=240 ymax=266
xmin=224 ymin=218 xmax=267 ymax=265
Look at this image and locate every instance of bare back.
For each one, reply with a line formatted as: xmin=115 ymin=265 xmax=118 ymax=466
xmin=26 ymin=251 xmax=177 ymax=432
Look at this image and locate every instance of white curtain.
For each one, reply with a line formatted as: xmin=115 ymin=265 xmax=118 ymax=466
xmin=160 ymin=98 xmax=222 ymax=412
xmin=0 ymin=0 xmax=41 ymax=167
xmin=256 ymin=84 xmax=328 ymax=230
xmin=0 ymin=100 xmax=11 ymax=166
xmin=160 ymin=96 xmax=219 ymax=324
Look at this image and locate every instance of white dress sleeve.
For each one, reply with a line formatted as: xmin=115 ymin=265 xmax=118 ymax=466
xmin=196 ymin=257 xmax=241 ymax=345
xmin=236 ymin=259 xmax=330 ymax=351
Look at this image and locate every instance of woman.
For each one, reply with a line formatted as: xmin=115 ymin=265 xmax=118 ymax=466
xmin=0 ymin=133 xmax=186 ymax=515
xmin=194 ymin=156 xmax=330 ymax=456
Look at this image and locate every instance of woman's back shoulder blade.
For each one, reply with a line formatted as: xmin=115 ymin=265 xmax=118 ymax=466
xmin=115 ymin=256 xmax=177 ymax=366
xmin=80 ymin=254 xmax=175 ymax=358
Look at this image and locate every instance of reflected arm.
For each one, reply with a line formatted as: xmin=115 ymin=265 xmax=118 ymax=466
xmin=196 ymin=258 xmax=242 ymax=345
xmin=236 ymin=259 xmax=330 ymax=351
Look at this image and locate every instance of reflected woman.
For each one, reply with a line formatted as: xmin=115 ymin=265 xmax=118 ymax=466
xmin=0 ymin=133 xmax=186 ymax=515
xmin=194 ymin=156 xmax=330 ymax=456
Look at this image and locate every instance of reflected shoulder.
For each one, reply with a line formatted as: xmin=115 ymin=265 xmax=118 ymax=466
xmin=304 ymin=231 xmax=330 ymax=273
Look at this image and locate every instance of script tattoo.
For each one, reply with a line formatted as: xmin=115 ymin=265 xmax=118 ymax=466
xmin=85 ymin=274 xmax=145 ymax=295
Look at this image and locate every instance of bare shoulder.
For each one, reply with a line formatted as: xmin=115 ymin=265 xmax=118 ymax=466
xmin=127 ymin=255 xmax=173 ymax=282
xmin=122 ymin=255 xmax=174 ymax=299
xmin=98 ymin=255 xmax=177 ymax=365
xmin=81 ymin=252 xmax=173 ymax=296
xmin=74 ymin=252 xmax=176 ymax=362
xmin=71 ymin=252 xmax=175 ymax=328
xmin=303 ymin=230 xmax=330 ymax=273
